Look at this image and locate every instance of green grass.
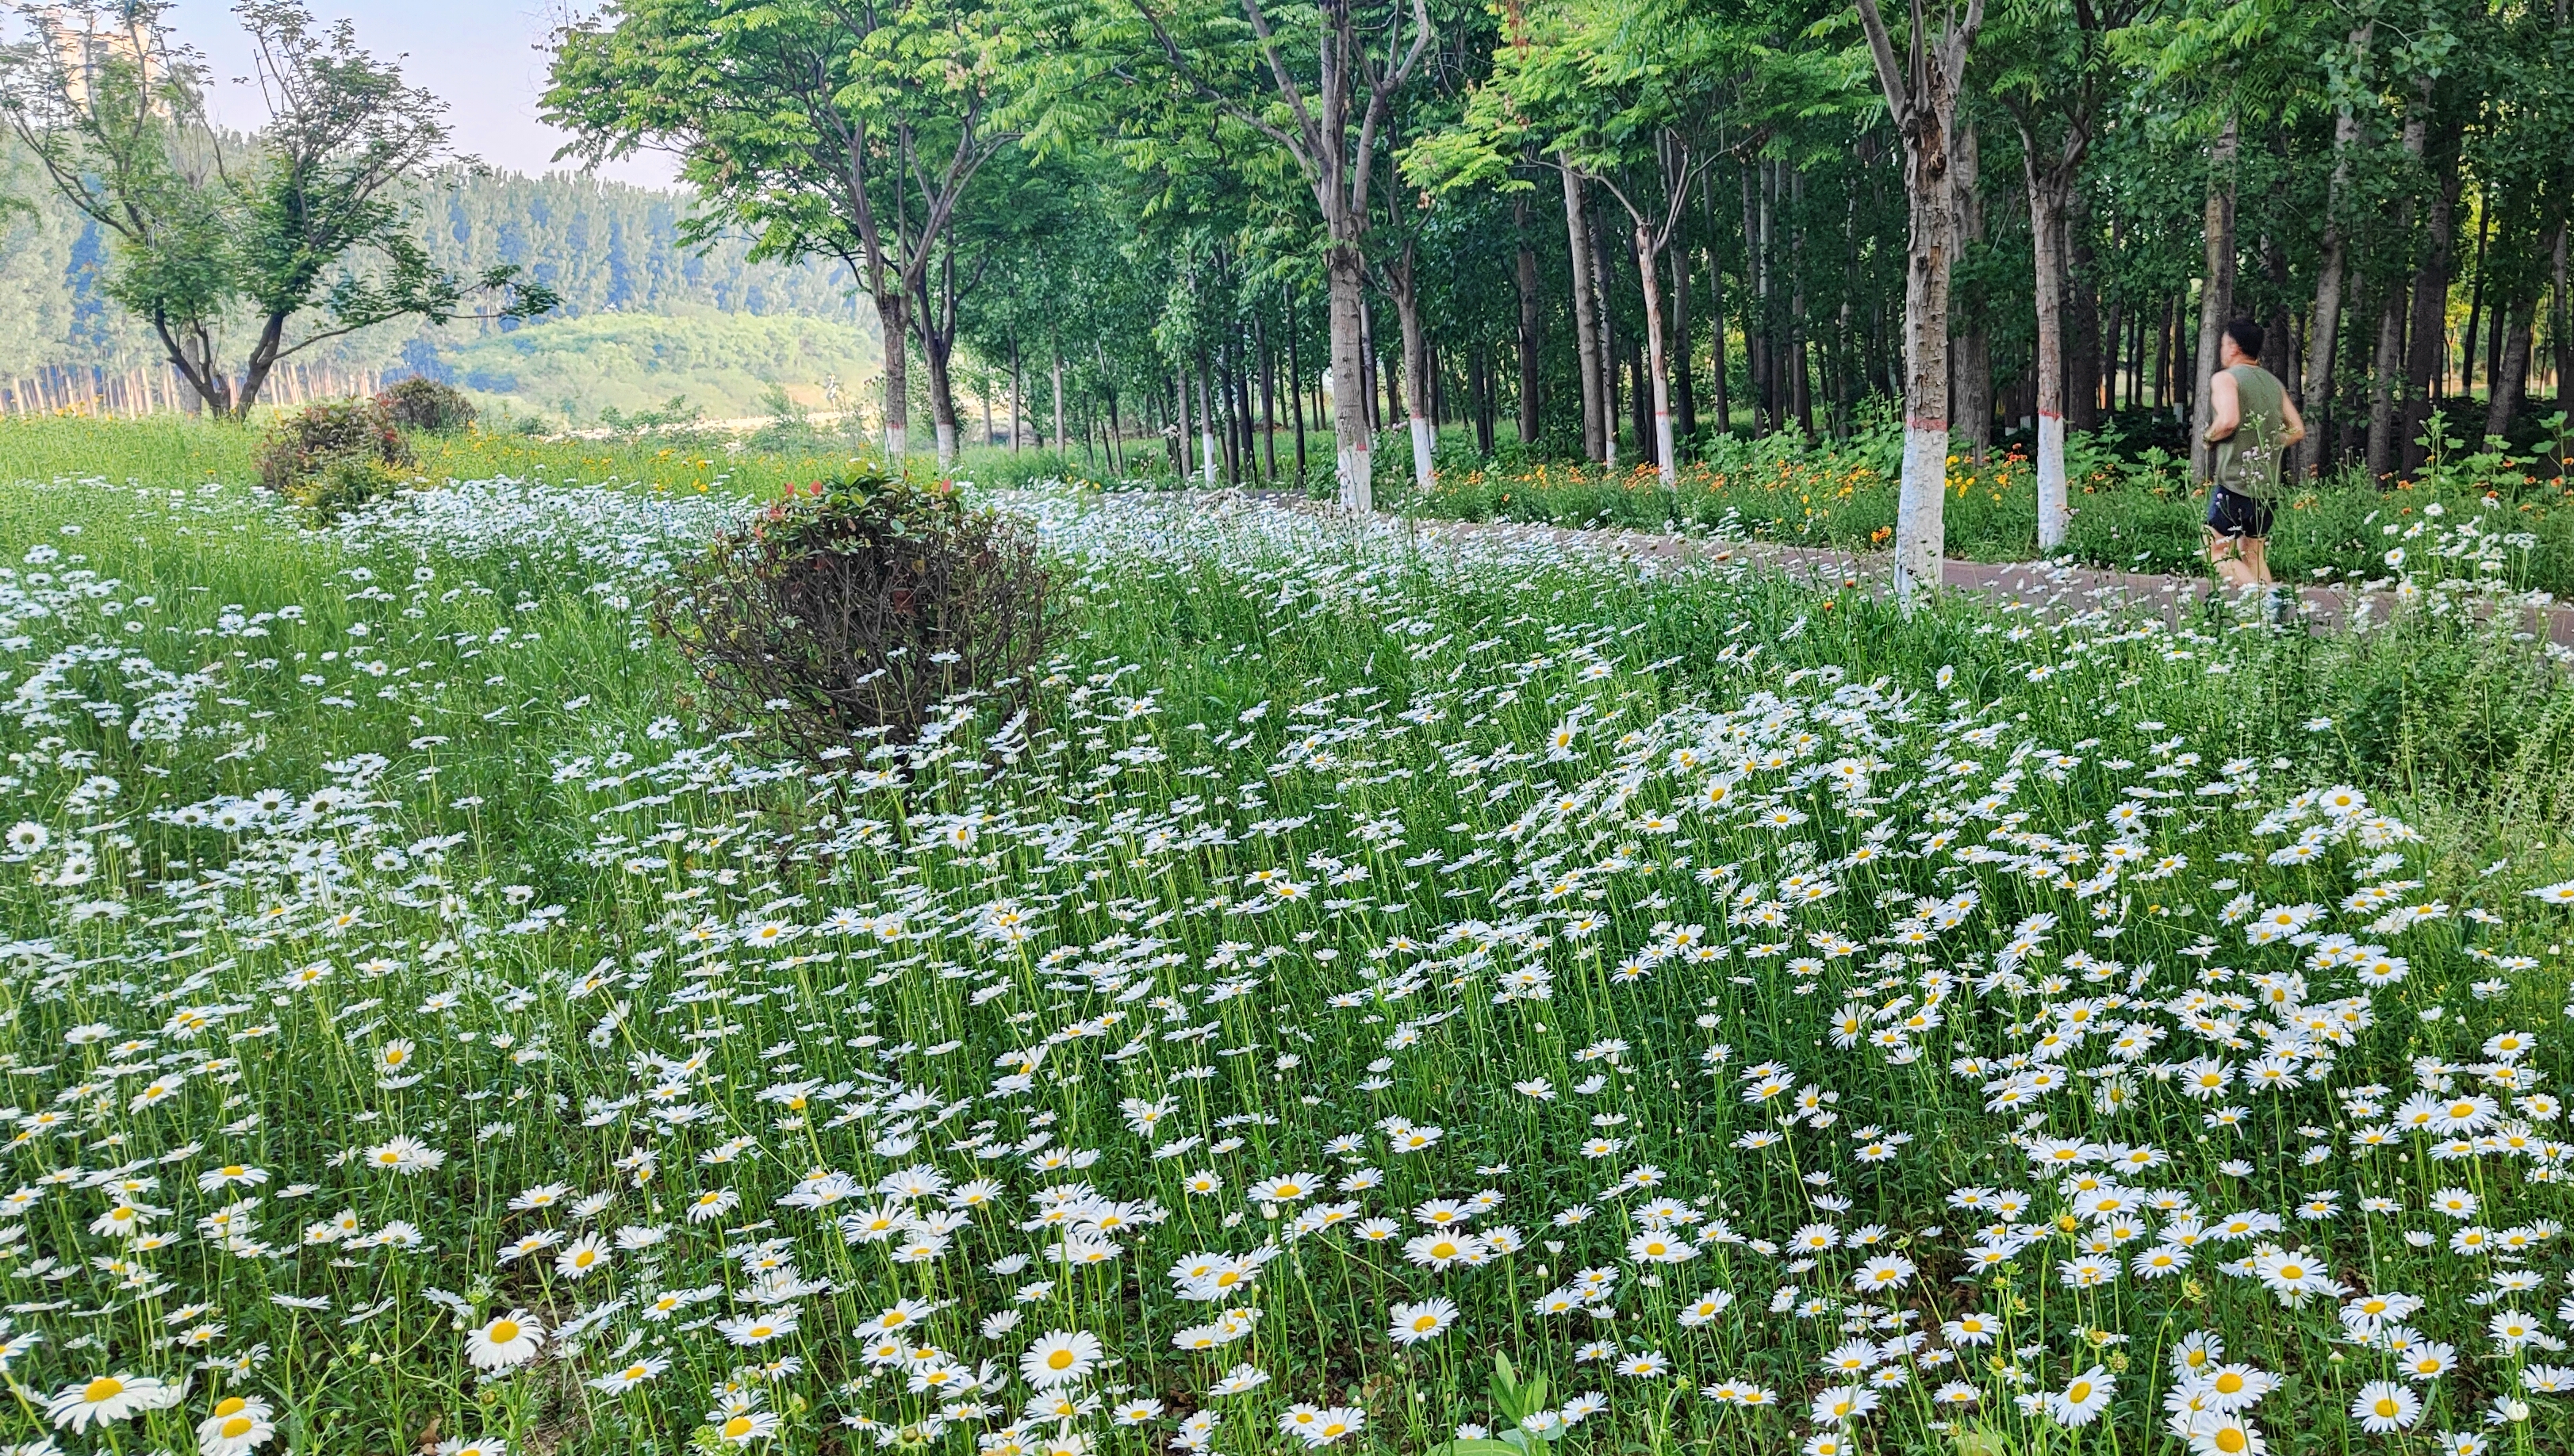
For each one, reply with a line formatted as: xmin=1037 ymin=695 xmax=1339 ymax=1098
xmin=0 ymin=421 xmax=2570 ymax=1455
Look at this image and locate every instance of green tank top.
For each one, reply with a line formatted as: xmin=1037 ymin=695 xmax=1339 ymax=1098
xmin=2211 ymin=364 xmax=2288 ymax=500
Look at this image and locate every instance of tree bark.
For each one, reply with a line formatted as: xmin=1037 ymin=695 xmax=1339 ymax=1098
xmin=1197 ymin=362 xmax=1218 ymax=486
xmin=1705 ymin=171 xmax=1730 ymax=435
xmin=2026 ymin=154 xmax=2071 ymax=548
xmin=874 ymin=288 xmax=909 ymax=460
xmin=2367 ymin=96 xmax=2430 ymax=480
xmin=1563 ymin=166 xmax=1606 ymax=462
xmin=2400 ymin=101 xmax=2467 ymax=473
xmin=1853 ymin=0 xmax=1984 ymax=603
xmin=1743 ymin=161 xmax=1770 ymax=434
xmin=1513 ymin=192 xmax=1542 ymax=444
xmin=1590 ymin=198 xmax=1621 ymax=472
xmin=1327 ymin=240 xmax=1374 ymax=508
xmin=2191 ymin=117 xmax=2239 ymax=483
xmin=1954 ymin=119 xmax=1992 ymax=468
xmin=1386 ymin=242 xmax=1436 ymax=492
xmin=1632 ymin=219 xmax=1678 ymax=486
xmin=1671 ymin=230 xmax=1695 ymax=443
xmin=2303 ymin=24 xmax=2371 ymax=477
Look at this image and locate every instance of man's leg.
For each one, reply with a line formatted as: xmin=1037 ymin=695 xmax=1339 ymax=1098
xmin=2206 ymin=527 xmax=2261 ymax=589
xmin=2242 ymin=534 xmax=2273 ymax=585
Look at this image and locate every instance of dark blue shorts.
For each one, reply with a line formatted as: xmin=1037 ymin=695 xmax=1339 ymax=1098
xmin=2206 ymin=487 xmax=2273 ymax=540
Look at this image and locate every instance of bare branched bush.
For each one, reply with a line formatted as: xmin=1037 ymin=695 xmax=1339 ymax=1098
xmin=655 ymin=472 xmax=1054 ymax=759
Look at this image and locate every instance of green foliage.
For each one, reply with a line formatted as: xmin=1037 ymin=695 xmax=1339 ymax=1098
xmin=657 ymin=469 xmax=1056 ymax=755
xmin=251 ymin=396 xmax=414 ymax=513
xmin=376 ymin=376 xmax=476 ymax=433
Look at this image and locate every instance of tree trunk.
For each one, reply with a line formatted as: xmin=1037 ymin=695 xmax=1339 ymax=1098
xmin=2556 ymin=216 xmax=2572 ymax=427
xmin=1196 ymin=364 xmax=1218 ymax=487
xmin=1257 ymin=310 xmax=1279 ymax=481
xmin=2190 ymin=117 xmax=2239 ymax=483
xmin=1705 ymin=171 xmax=1731 ymax=435
xmin=1954 ymin=119 xmax=1993 ymax=467
xmin=1633 ymin=222 xmax=1678 ymax=487
xmin=1671 ymin=229 xmax=1695 ymax=443
xmin=1563 ymin=166 xmax=1606 ymax=462
xmin=1789 ymin=167 xmax=1813 ymax=439
xmin=1743 ymin=162 xmax=1769 ymax=434
xmin=1514 ymin=193 xmax=1543 ymax=444
xmin=2367 ymin=285 xmax=2407 ymax=481
xmin=2303 ymin=25 xmax=2370 ymax=477
xmin=2066 ymin=198 xmax=2102 ymax=433
xmin=2027 ymin=160 xmax=2071 ymax=549
xmin=874 ymin=288 xmax=908 ymax=460
xmin=2367 ymin=98 xmax=2430 ymax=480
xmin=1287 ymin=287 xmax=1309 ymax=485
xmin=2460 ymin=184 xmax=2495 ymax=401
xmin=1892 ymin=121 xmax=1963 ymax=600
xmin=1388 ymin=245 xmax=1436 ymax=493
xmin=2486 ymin=290 xmax=2536 ymax=443
xmin=1010 ymin=335 xmax=1023 ymax=453
xmin=2400 ymin=103 xmax=2467 ymax=473
xmin=1327 ymin=241 xmax=1374 ymax=508
xmin=1045 ymin=343 xmax=1062 ymax=453
xmin=1590 ymin=197 xmax=1621 ymax=472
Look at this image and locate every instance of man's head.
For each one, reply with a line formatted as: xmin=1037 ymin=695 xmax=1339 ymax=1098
xmin=2220 ymin=316 xmax=2265 ymax=366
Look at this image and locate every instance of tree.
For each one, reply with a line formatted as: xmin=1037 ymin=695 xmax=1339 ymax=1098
xmin=0 ymin=1 xmax=551 ymax=417
xmin=1989 ymin=0 xmax=2146 ymax=550
xmin=1855 ymin=0 xmax=1986 ymax=603
xmin=547 ymin=0 xmax=1018 ymax=468
xmin=1115 ymin=0 xmax=1436 ymax=510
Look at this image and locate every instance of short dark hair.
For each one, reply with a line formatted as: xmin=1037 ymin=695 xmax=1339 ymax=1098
xmin=2223 ymin=316 xmax=2264 ymax=360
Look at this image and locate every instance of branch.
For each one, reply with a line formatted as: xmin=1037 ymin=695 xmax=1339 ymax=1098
xmin=1851 ymin=0 xmax=1911 ymax=128
xmin=1133 ymin=0 xmax=1318 ymax=181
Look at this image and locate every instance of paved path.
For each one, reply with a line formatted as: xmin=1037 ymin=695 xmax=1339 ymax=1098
xmin=1359 ymin=509 xmax=2574 ymax=649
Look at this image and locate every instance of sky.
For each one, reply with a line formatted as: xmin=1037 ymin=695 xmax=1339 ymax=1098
xmin=167 ymin=1 xmax=682 ymax=188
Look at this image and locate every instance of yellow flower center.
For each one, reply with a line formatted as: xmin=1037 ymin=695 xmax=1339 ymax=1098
xmin=83 ymin=1377 xmax=124 ymax=1402
xmin=1047 ymin=1349 xmax=1075 ymax=1370
xmin=488 ymin=1320 xmax=520 ymax=1343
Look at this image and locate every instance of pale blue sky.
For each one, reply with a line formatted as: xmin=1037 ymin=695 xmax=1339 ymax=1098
xmin=171 ymin=1 xmax=681 ymax=187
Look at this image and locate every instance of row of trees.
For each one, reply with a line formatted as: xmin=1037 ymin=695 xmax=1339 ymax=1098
xmin=546 ymin=0 xmax=2572 ymax=589
xmin=6 ymin=2 xmax=2568 ymax=587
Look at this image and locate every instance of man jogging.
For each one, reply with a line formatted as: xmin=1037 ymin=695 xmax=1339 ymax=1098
xmin=2201 ymin=316 xmax=2306 ymax=624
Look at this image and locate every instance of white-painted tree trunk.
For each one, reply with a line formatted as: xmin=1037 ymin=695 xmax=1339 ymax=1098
xmin=1892 ymin=165 xmax=1958 ymax=604
xmin=2028 ymin=174 xmax=2070 ymax=551
xmin=1409 ymin=414 xmax=1434 ymax=491
xmin=1199 ymin=373 xmax=1218 ymax=487
xmin=1633 ymin=222 xmax=1678 ymax=489
xmin=1328 ymin=243 xmax=1375 ymax=512
xmin=935 ymin=421 xmax=957 ymax=472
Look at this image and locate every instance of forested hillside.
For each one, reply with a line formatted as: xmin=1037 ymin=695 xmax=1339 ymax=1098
xmin=0 ymin=158 xmax=876 ymax=422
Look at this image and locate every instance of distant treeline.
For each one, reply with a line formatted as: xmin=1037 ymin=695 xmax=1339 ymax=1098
xmin=0 ymin=157 xmax=865 ymax=382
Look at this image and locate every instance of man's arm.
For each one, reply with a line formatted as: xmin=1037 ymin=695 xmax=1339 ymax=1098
xmin=2277 ymin=389 xmax=2307 ymax=448
xmin=2202 ymin=370 xmax=2240 ymax=444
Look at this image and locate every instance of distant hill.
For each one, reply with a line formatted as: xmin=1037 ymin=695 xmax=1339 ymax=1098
xmin=0 ymin=156 xmax=880 ymax=422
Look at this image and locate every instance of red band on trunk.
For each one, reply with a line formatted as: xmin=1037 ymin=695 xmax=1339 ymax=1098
xmin=1905 ymin=416 xmax=1948 ymax=431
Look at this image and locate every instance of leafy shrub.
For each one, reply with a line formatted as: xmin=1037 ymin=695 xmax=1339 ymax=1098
xmin=377 ymin=377 xmax=477 ymax=433
xmin=253 ymin=397 xmax=414 ymax=514
xmin=656 ymin=470 xmax=1055 ymax=757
